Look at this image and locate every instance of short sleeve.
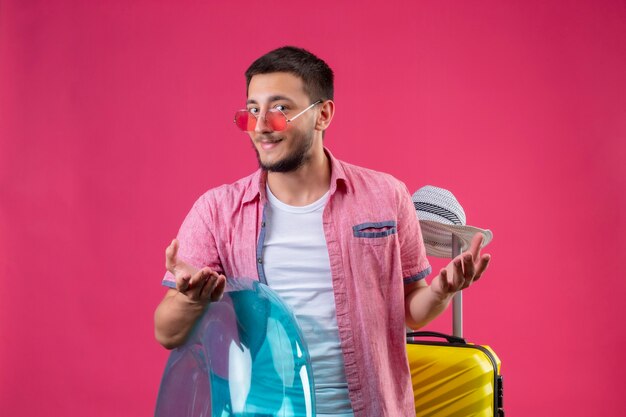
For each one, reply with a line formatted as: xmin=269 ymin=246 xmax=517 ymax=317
xmin=396 ymin=182 xmax=431 ymax=285
xmin=162 ymin=197 xmax=223 ymax=288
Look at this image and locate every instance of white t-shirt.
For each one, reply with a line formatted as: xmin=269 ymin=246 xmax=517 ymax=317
xmin=263 ymin=185 xmax=354 ymax=417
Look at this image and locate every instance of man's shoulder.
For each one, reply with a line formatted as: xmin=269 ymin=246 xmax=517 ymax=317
xmin=194 ymin=169 xmax=261 ymax=207
xmin=337 ymin=158 xmax=407 ymax=192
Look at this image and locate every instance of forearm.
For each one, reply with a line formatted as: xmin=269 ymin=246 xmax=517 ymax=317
xmin=154 ymin=290 xmax=207 ymax=349
xmin=404 ymin=283 xmax=454 ymax=330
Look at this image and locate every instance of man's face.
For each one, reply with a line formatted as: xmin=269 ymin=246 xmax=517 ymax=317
xmin=246 ymin=72 xmax=318 ymax=173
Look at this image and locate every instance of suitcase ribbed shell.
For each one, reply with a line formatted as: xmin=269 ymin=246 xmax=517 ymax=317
xmin=407 ymin=341 xmax=502 ymax=417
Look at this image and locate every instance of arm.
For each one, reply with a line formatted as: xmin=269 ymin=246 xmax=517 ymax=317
xmin=404 ymin=280 xmax=452 ymax=329
xmin=154 ymin=239 xmax=226 ymax=349
xmin=404 ymin=233 xmax=491 ymax=329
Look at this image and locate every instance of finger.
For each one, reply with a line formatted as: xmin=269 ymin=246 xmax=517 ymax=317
xmin=198 ymin=269 xmax=217 ymax=293
xmin=176 ymin=273 xmax=192 ymax=292
xmin=165 ymin=239 xmax=179 ymax=272
xmin=211 ymin=275 xmax=227 ymax=302
xmin=199 ymin=274 xmax=217 ymax=300
xmin=472 ymin=254 xmax=491 ymax=283
xmin=462 ymin=253 xmax=475 ymax=288
xmin=200 ymin=270 xmax=226 ymax=301
xmin=438 ymin=269 xmax=449 ymax=293
xmin=468 ymin=233 xmax=484 ymax=260
xmin=451 ymin=258 xmax=465 ymax=291
xmin=187 ymin=269 xmax=212 ymax=301
xmin=195 ymin=276 xmax=211 ymax=300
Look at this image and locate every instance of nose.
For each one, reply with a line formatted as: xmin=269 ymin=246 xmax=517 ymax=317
xmin=254 ymin=112 xmax=273 ymax=133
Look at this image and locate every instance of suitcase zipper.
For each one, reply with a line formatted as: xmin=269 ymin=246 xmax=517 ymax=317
xmin=464 ymin=344 xmax=503 ymax=416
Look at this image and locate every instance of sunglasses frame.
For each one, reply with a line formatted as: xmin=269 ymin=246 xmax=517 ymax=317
xmin=234 ymin=100 xmax=322 ymax=132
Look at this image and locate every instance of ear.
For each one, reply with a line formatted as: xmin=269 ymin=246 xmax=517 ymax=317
xmin=315 ymin=100 xmax=335 ymax=132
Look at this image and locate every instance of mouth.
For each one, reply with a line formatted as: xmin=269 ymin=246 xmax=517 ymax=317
xmin=257 ymin=137 xmax=283 ymax=151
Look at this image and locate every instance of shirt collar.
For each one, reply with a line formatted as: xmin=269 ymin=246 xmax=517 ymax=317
xmin=325 ymin=147 xmax=349 ymax=196
xmin=242 ymin=169 xmax=266 ymax=204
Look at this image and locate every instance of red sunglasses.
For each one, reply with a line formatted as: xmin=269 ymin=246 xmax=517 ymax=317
xmin=234 ymin=100 xmax=321 ymax=132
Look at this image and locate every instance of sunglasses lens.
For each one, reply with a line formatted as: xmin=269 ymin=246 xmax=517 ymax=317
xmin=266 ymin=110 xmax=287 ymax=131
xmin=234 ymin=111 xmax=255 ymax=131
xmin=234 ymin=109 xmax=288 ymax=131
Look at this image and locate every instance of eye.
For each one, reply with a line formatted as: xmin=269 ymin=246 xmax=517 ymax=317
xmin=273 ymin=104 xmax=287 ymax=111
xmin=248 ymin=107 xmax=259 ymax=115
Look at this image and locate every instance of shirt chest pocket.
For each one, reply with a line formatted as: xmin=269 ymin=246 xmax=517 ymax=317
xmin=352 ymin=221 xmax=397 ymax=245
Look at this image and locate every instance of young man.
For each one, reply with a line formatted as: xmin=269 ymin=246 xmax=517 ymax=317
xmin=154 ymin=46 xmax=490 ymax=417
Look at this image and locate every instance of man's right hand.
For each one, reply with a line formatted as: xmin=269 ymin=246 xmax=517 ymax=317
xmin=165 ymin=239 xmax=226 ymax=304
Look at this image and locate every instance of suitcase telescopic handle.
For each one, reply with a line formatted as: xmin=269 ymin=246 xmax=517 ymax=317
xmin=406 ymin=331 xmax=467 ymax=344
xmin=452 ymin=235 xmax=463 ymax=338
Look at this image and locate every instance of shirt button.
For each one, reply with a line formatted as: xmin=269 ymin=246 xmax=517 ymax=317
xmin=257 ymin=258 xmax=263 ymax=264
xmin=261 ymin=221 xmax=266 ymax=227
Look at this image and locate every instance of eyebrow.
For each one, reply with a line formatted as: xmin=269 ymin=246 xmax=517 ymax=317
xmin=246 ymin=95 xmax=295 ymax=105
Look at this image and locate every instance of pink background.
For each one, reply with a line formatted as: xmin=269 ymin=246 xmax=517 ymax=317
xmin=1 ymin=1 xmax=625 ymax=415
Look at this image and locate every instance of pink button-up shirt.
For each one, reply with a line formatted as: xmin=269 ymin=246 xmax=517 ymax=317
xmin=163 ymin=149 xmax=431 ymax=417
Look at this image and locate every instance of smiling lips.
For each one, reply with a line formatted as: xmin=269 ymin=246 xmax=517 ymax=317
xmin=258 ymin=138 xmax=283 ymax=150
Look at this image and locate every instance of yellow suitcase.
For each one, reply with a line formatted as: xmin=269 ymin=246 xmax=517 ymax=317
xmin=407 ymin=331 xmax=504 ymax=417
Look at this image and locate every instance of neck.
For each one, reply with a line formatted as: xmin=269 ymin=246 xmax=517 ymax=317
xmin=266 ymin=147 xmax=331 ymax=206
